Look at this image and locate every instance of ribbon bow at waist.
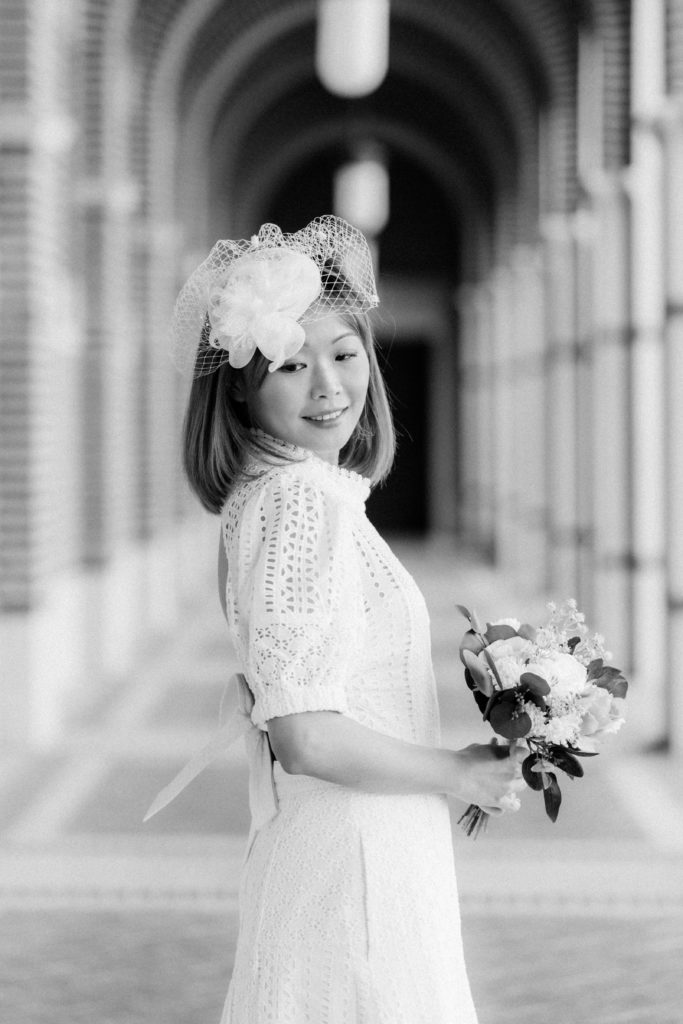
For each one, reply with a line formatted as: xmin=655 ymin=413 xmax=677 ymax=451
xmin=143 ymin=673 xmax=279 ymax=854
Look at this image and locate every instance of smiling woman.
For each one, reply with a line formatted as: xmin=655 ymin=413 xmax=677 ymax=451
xmin=243 ymin=317 xmax=371 ymax=465
xmin=147 ymin=215 xmax=525 ymax=1024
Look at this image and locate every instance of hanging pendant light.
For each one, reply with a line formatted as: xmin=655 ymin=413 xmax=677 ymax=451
xmin=333 ymin=144 xmax=389 ymax=236
xmin=316 ymin=0 xmax=390 ymax=98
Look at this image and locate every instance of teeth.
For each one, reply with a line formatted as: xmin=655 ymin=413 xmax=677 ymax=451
xmin=308 ymin=409 xmax=344 ymax=422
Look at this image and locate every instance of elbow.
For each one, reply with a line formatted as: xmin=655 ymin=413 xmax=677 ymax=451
xmin=268 ymin=713 xmax=335 ymax=777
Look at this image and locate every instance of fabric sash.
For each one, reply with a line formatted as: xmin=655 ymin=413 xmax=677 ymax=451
xmin=142 ymin=672 xmax=279 ymax=856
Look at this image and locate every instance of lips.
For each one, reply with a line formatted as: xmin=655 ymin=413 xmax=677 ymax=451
xmin=303 ymin=408 xmax=347 ymax=422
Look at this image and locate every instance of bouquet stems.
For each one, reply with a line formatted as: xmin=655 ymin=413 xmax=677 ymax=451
xmin=457 ymin=803 xmax=489 ymax=838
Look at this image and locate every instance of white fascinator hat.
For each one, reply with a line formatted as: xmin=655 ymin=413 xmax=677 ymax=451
xmin=171 ymin=215 xmax=380 ymax=378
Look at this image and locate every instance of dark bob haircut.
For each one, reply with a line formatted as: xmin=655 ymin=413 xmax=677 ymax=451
xmin=182 ymin=311 xmax=395 ymax=514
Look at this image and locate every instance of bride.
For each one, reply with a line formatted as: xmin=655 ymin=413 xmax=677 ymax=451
xmin=149 ymin=215 xmax=525 ymax=1023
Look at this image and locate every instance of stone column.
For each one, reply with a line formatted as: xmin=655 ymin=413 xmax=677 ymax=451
xmin=589 ymin=173 xmax=633 ymax=675
xmin=489 ymin=262 xmax=516 ymax=577
xmin=0 ymin=1 xmax=84 ymax=745
xmin=455 ymin=284 xmax=480 ymax=541
xmin=627 ymin=0 xmax=668 ymax=744
xmin=508 ymin=243 xmax=547 ymax=594
xmin=473 ymin=281 xmax=496 ymax=556
xmin=541 ymin=215 xmax=579 ymax=598
xmin=663 ymin=95 xmax=683 ymax=755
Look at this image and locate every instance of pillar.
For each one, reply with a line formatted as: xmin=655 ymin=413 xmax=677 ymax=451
xmin=589 ymin=173 xmax=633 ymax=677
xmin=663 ymin=93 xmax=683 ymax=755
xmin=542 ymin=214 xmax=579 ymax=598
xmin=627 ymin=0 xmax=668 ymax=744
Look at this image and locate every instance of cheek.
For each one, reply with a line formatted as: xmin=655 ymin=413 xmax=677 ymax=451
xmin=352 ymin=353 xmax=371 ymax=397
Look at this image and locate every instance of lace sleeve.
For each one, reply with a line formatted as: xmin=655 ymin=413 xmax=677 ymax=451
xmin=239 ymin=470 xmax=363 ymax=728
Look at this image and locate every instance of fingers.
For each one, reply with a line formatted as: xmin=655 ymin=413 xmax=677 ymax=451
xmin=489 ymin=738 xmax=510 ymax=760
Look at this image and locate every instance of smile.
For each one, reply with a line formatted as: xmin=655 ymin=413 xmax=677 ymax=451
xmin=303 ymin=408 xmax=347 ymax=422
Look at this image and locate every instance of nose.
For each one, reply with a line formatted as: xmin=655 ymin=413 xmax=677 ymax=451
xmin=310 ymin=361 xmax=341 ymax=400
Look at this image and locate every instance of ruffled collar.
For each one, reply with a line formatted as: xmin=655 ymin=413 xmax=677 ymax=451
xmin=248 ymin=428 xmax=371 ymax=504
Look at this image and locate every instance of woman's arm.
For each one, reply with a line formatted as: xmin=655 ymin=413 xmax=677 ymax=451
xmin=268 ymin=711 xmax=524 ymax=814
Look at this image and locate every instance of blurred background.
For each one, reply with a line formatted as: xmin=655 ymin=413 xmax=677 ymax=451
xmin=1 ymin=1 xmax=683 ymax=1022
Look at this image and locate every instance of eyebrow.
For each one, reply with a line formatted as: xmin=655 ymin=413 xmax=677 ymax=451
xmin=331 ymin=332 xmax=359 ymax=344
xmin=294 ymin=331 xmax=360 ymax=354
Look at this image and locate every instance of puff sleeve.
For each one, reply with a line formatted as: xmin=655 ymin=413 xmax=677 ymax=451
xmin=229 ymin=469 xmax=364 ymax=729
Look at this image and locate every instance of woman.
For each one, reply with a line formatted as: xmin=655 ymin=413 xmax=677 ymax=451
xmin=150 ymin=216 xmax=524 ymax=1023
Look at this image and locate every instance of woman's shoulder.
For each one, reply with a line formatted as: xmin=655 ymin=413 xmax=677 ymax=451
xmin=222 ymin=443 xmax=370 ymax=526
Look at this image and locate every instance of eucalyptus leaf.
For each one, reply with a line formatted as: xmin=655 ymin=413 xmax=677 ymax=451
xmin=595 ymin=674 xmax=628 ymax=699
xmin=520 ymin=671 xmax=551 ymax=696
xmin=484 ymin=623 xmax=518 ymax=644
xmin=542 ymin=772 xmax=562 ymax=822
xmin=587 ymin=658 xmax=604 ymax=680
xmin=459 ymin=629 xmax=486 ymax=664
xmin=456 ymin=604 xmax=472 ymax=624
xmin=470 ymin=609 xmax=485 ymax=635
xmin=522 ymin=753 xmax=544 ymax=791
xmin=489 ymin=699 xmax=532 ymax=740
xmin=463 ymin=649 xmax=493 ymax=696
xmin=548 ymin=745 xmax=584 ymax=778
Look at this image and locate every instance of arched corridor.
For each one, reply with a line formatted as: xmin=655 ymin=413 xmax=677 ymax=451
xmin=3 ymin=7 xmax=683 ymax=1017
xmin=1 ymin=2 xmax=682 ymax=759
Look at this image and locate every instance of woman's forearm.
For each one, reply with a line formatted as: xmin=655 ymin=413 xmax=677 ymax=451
xmin=268 ymin=710 xmax=472 ymax=803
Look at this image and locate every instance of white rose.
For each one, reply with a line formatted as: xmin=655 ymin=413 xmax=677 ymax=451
xmin=492 ymin=655 xmax=525 ymax=689
xmin=525 ymin=652 xmax=587 ymax=698
xmin=485 ymin=636 xmax=534 ymax=689
xmin=579 ymin=687 xmax=626 ymax=743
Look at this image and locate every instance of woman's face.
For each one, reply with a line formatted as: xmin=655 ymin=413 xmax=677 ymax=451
xmin=246 ymin=316 xmax=370 ymax=464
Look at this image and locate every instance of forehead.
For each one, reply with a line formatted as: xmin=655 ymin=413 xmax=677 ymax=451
xmin=302 ymin=316 xmax=361 ymax=347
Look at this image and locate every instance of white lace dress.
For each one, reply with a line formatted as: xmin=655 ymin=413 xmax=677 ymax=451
xmin=219 ymin=442 xmax=478 ymax=1024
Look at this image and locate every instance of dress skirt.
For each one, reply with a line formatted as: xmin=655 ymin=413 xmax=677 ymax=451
xmin=220 ymin=766 xmax=479 ymax=1024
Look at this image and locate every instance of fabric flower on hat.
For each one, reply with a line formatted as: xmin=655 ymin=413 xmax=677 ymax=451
xmin=206 ymin=248 xmax=322 ymax=371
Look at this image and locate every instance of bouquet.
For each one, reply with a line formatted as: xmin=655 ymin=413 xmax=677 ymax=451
xmin=456 ymin=599 xmax=628 ymax=837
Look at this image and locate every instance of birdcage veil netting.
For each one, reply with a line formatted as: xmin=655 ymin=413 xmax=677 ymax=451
xmin=171 ymin=215 xmax=380 ymax=378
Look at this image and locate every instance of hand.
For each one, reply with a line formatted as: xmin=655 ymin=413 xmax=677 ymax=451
xmin=450 ymin=739 xmax=526 ymax=815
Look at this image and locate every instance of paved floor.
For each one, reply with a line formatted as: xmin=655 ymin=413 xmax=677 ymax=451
xmin=2 ymin=537 xmax=683 ymax=1023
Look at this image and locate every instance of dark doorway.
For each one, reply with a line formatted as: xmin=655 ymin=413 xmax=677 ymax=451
xmin=367 ymin=339 xmax=430 ymax=535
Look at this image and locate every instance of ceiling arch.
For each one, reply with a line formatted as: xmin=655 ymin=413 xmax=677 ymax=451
xmin=108 ymin=0 xmax=632 ymax=280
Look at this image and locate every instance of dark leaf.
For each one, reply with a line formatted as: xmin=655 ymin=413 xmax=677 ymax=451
xmin=569 ymin=747 xmax=600 ymax=757
xmin=542 ymin=772 xmax=562 ymax=822
xmin=489 ymin=698 xmax=532 ymax=740
xmin=517 ymin=623 xmax=538 ymax=641
xmin=520 ymin=671 xmax=551 ymax=696
xmin=595 ymin=675 xmax=628 ymax=699
xmin=459 ymin=629 xmax=486 ymax=664
xmin=463 ymin=650 xmax=493 ymax=696
xmin=522 ymin=753 xmax=544 ymax=791
xmin=484 ymin=623 xmax=518 ymax=644
xmin=464 ymin=670 xmax=490 ymax=716
xmin=456 ymin=604 xmax=472 ymax=624
xmin=587 ymin=659 xmax=629 ymax=698
xmin=587 ymin=658 xmax=604 ymax=680
xmin=522 ymin=689 xmax=547 ymax=710
xmin=548 ymin=745 xmax=584 ymax=778
xmin=567 ymin=636 xmax=581 ymax=653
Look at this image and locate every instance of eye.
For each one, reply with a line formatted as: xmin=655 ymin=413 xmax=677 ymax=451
xmin=279 ymin=361 xmax=306 ymax=373
xmin=336 ymin=351 xmax=358 ymax=361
